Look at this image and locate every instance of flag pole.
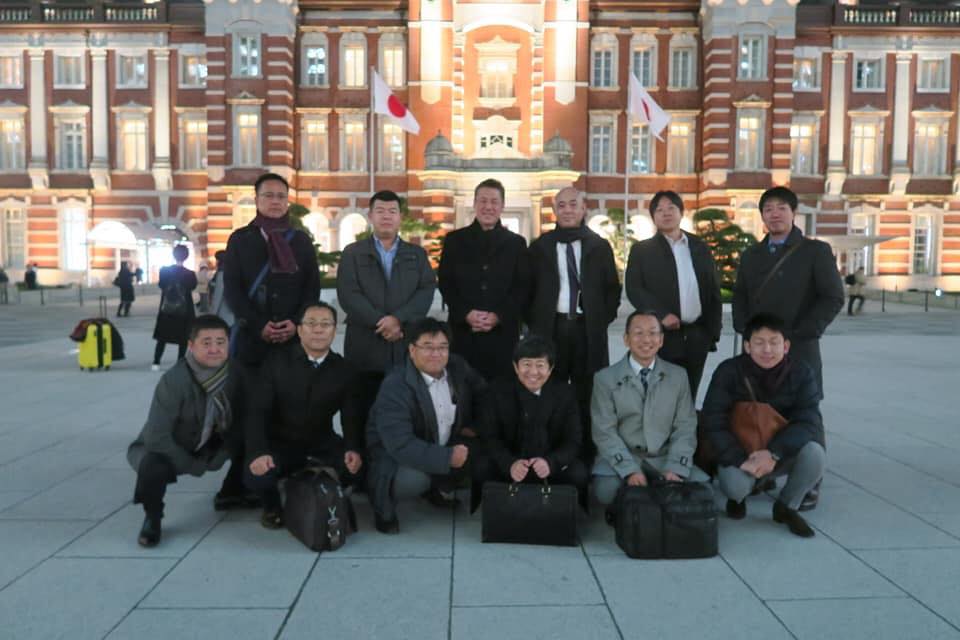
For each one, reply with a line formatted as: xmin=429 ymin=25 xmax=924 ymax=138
xmin=369 ymin=65 xmax=375 ymax=197
xmin=622 ymin=110 xmax=632 ymax=274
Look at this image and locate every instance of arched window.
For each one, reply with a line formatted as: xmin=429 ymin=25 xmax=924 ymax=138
xmin=338 ymin=212 xmax=369 ymax=249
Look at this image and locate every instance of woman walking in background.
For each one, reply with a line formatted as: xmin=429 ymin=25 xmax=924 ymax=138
xmin=152 ymin=245 xmax=197 ymax=371
xmin=114 ymin=261 xmax=136 ymax=317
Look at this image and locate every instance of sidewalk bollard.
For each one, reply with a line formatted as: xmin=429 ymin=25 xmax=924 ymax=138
xmin=881 ymin=289 xmax=886 ymax=312
xmin=924 ymin=291 xmax=929 ymax=312
xmin=78 ymin=284 xmax=83 ymax=306
xmin=39 ymin=287 xmax=44 ymax=306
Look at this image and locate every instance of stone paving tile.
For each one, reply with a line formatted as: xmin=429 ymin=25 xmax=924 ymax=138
xmin=0 ymin=450 xmax=113 ymax=493
xmin=333 ymin=499 xmax=454 ymax=558
xmin=917 ymin=512 xmax=960 ymax=538
xmin=59 ymin=494 xmax=226 ymax=559
xmin=280 ymin=558 xmax=450 ymax=640
xmin=142 ymin=521 xmax=317 ymax=609
xmin=591 ymin=554 xmax=792 ymax=639
xmin=769 ymin=597 xmax=960 ymax=640
xmin=0 ymin=519 xmax=94 ymax=589
xmin=717 ymin=513 xmax=904 ymax=600
xmin=106 ymin=608 xmax=288 ymax=640
xmin=451 ymin=605 xmax=621 ymax=640
xmin=856 ymin=548 xmax=960 ymax=629
xmin=0 ymin=491 xmax=32 ymax=512
xmin=1 ymin=468 xmax=132 ymax=521
xmin=0 ymin=557 xmax=175 ymax=640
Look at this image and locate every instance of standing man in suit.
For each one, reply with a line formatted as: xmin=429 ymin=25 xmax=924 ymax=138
xmin=625 ymin=190 xmax=722 ymax=399
xmin=438 ymin=179 xmax=530 ymax=381
xmin=527 ymin=186 xmax=620 ymax=459
xmin=337 ymin=190 xmax=437 ymax=452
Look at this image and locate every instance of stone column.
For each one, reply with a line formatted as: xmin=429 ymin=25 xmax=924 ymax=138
xmin=889 ymin=52 xmax=912 ymax=195
xmin=27 ymin=49 xmax=48 ymax=190
xmin=89 ymin=48 xmax=110 ymax=191
xmin=152 ymin=48 xmax=173 ymax=191
xmin=825 ymin=51 xmax=848 ymax=196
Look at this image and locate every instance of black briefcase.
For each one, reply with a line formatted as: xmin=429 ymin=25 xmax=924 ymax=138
xmin=614 ymin=479 xmax=718 ymax=559
xmin=284 ymin=466 xmax=357 ymax=552
xmin=613 ymin=485 xmax=664 ymax=559
xmin=481 ymin=481 xmax=578 ymax=546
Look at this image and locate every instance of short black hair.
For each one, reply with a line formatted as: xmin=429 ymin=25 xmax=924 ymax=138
xmin=369 ymin=190 xmax=402 ymax=210
xmin=624 ymin=310 xmax=663 ymax=334
xmin=298 ymin=301 xmax=338 ymax=325
xmin=173 ymin=244 xmax=189 ymax=261
xmin=254 ymin=172 xmax=290 ymax=195
xmin=512 ymin=334 xmax=556 ymax=367
xmin=743 ymin=313 xmax=786 ymax=341
xmin=473 ymin=178 xmax=505 ymax=202
xmin=189 ymin=314 xmax=230 ymax=341
xmin=759 ymin=186 xmax=798 ymax=213
xmin=408 ymin=317 xmax=451 ymax=345
xmin=214 ymin=250 xmax=226 ymax=262
xmin=649 ymin=191 xmax=684 ymax=217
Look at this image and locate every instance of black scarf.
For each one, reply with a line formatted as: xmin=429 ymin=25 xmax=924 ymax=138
xmin=739 ymin=353 xmax=793 ymax=399
xmin=552 ymin=222 xmax=590 ymax=245
xmin=515 ymin=380 xmax=548 ymax=458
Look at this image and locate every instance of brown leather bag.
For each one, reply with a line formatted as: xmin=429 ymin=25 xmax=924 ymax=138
xmin=730 ymin=377 xmax=788 ymax=453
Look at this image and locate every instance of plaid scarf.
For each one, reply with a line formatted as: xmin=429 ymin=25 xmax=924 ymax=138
xmin=185 ymin=351 xmax=232 ymax=451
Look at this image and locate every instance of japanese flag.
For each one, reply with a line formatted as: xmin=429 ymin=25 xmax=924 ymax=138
xmin=628 ymin=73 xmax=670 ymax=141
xmin=372 ymin=69 xmax=420 ymax=135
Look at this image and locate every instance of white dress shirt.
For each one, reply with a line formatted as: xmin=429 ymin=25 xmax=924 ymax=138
xmin=307 ymin=353 xmax=328 ymax=367
xmin=666 ymin=233 xmax=702 ymax=324
xmin=422 ymin=370 xmax=457 ymax=446
xmin=628 ymin=356 xmax=657 ymax=377
xmin=556 ymin=239 xmax=583 ymax=314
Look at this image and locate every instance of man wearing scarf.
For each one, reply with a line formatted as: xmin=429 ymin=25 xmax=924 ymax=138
xmin=526 ymin=186 xmax=620 ymax=461
xmin=438 ymin=179 xmax=531 ymax=381
xmin=701 ymin=313 xmax=826 ymax=538
xmin=127 ymin=315 xmax=246 ymax=547
xmin=221 ymin=173 xmax=320 ymax=510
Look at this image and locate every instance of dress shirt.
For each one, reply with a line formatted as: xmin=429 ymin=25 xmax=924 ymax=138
xmin=374 ymin=236 xmax=400 ymax=280
xmin=628 ymin=356 xmax=657 ymax=377
xmin=307 ymin=353 xmax=328 ymax=367
xmin=665 ymin=233 xmax=702 ymax=324
xmin=421 ymin=370 xmax=457 ymax=446
xmin=556 ymin=239 xmax=582 ymax=314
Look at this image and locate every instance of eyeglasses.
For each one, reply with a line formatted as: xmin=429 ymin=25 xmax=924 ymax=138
xmin=257 ymin=192 xmax=288 ymax=201
xmin=414 ymin=343 xmax=449 ymax=354
xmin=302 ymin=320 xmax=335 ymax=329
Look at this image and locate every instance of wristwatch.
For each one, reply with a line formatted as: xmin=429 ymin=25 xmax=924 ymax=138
xmin=770 ymin=452 xmax=781 ymax=463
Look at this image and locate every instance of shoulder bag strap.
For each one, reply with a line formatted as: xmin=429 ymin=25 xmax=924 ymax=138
xmin=754 ymin=240 xmax=804 ymax=302
xmin=246 ymin=228 xmax=296 ymax=299
xmin=742 ymin=376 xmax=758 ymax=402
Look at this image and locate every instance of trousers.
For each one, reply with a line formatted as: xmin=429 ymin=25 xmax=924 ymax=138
xmin=717 ymin=441 xmax=826 ymax=511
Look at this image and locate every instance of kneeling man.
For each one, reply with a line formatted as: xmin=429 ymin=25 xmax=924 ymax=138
xmin=591 ymin=310 xmax=707 ymax=505
xmin=366 ymin=318 xmax=486 ymax=533
xmin=245 ymin=302 xmax=363 ymax=529
xmin=701 ymin=313 xmax=825 ymax=538
xmin=474 ymin=335 xmax=587 ymax=511
xmin=128 ymin=315 xmax=246 ymax=547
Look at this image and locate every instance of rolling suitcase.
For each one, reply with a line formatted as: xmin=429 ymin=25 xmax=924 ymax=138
xmin=78 ymin=297 xmax=112 ymax=371
xmin=283 ymin=466 xmax=356 ymax=552
xmin=481 ymin=481 xmax=579 ymax=546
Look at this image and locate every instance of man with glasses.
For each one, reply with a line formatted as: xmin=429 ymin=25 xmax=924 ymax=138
xmin=365 ymin=318 xmax=487 ymax=533
xmin=220 ymin=172 xmax=321 ymax=510
xmin=591 ymin=311 xmax=707 ymax=507
xmin=245 ymin=303 xmax=363 ymax=529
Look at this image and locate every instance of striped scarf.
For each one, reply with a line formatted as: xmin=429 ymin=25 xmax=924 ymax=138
xmin=185 ymin=351 xmax=232 ymax=451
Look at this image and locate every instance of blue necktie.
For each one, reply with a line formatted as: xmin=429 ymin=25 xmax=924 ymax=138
xmin=640 ymin=368 xmax=650 ymax=393
xmin=565 ymin=242 xmax=580 ymax=318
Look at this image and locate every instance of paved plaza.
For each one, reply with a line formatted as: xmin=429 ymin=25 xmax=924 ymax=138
xmin=0 ymin=295 xmax=958 ymax=640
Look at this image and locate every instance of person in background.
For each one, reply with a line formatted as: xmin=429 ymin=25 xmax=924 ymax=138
xmin=196 ymin=263 xmax=211 ymax=313
xmin=0 ymin=265 xmax=9 ymax=304
xmin=113 ymin=261 xmax=136 ymax=317
xmin=24 ymin=263 xmax=37 ymax=290
xmin=152 ymin=245 xmax=197 ymax=371
xmin=847 ymin=267 xmax=867 ymax=316
xmin=209 ymin=250 xmax=235 ymax=326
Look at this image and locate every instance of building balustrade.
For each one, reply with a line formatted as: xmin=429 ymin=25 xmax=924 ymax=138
xmin=835 ymin=3 xmax=960 ymax=27
xmin=0 ymin=1 xmax=167 ymax=24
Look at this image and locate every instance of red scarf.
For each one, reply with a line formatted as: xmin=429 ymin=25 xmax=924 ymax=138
xmin=252 ymin=213 xmax=299 ymax=274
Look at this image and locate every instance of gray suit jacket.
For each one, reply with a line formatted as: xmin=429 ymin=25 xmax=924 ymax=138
xmin=590 ymin=355 xmax=697 ymax=478
xmin=337 ymin=236 xmax=436 ymax=373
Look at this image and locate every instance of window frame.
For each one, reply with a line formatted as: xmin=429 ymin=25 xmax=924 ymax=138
xmin=853 ymin=56 xmax=885 ymax=93
xmin=0 ymin=54 xmax=23 ymax=89
xmin=179 ymin=53 xmax=207 ymax=89
xmin=629 ymin=123 xmax=654 ymax=174
xmin=913 ymin=117 xmax=949 ymax=177
xmin=735 ymin=108 xmax=766 ymax=171
xmin=588 ymin=113 xmax=616 ymax=174
xmin=233 ymin=33 xmax=262 ymax=79
xmin=340 ymin=32 xmax=368 ymax=89
xmin=178 ymin=111 xmax=207 ymax=172
xmin=792 ymin=57 xmax=820 ymax=91
xmin=300 ymin=115 xmax=329 ymax=171
xmin=737 ymin=35 xmax=766 ymax=81
xmin=379 ymin=33 xmax=405 ymax=88
xmin=630 ymin=39 xmax=657 ymax=89
xmin=54 ymin=52 xmax=86 ymax=88
xmin=2 ymin=204 xmax=26 ymax=269
xmin=60 ymin=204 xmax=88 ymax=272
xmin=669 ymin=46 xmax=696 ymax=90
xmin=911 ymin=213 xmax=936 ymax=275
xmin=666 ymin=117 xmax=695 ymax=175
xmin=339 ymin=112 xmax=367 ymax=173
xmin=590 ymin=33 xmax=618 ymax=90
xmin=917 ymin=57 xmax=949 ymax=93
xmin=116 ymin=52 xmax=148 ymax=89
xmin=379 ymin=119 xmax=405 ymax=173
xmin=232 ymin=106 xmax=261 ymax=167
xmin=115 ymin=112 xmax=149 ymax=172
xmin=850 ymin=117 xmax=884 ymax=176
xmin=302 ymin=42 xmax=329 ymax=87
xmin=0 ymin=114 xmax=26 ymax=172
xmin=55 ymin=117 xmax=87 ymax=171
xmin=790 ymin=114 xmax=820 ymax=176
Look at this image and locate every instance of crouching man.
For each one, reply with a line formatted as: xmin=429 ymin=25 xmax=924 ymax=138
xmin=244 ymin=302 xmax=363 ymax=529
xmin=128 ymin=315 xmax=246 ymax=547
xmin=366 ymin=318 xmax=486 ymax=534
xmin=701 ymin=313 xmax=826 ymax=538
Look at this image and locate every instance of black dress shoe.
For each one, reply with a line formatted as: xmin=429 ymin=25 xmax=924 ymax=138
xmin=374 ymin=514 xmax=399 ymax=535
xmin=138 ymin=514 xmax=162 ymax=547
xmin=726 ymin=499 xmax=747 ymax=520
xmin=799 ymin=482 xmax=820 ymax=512
xmin=260 ymin=509 xmax=283 ymax=530
xmin=214 ymin=490 xmax=261 ymax=511
xmin=773 ymin=501 xmax=815 ymax=538
xmin=421 ymin=488 xmax=460 ymax=509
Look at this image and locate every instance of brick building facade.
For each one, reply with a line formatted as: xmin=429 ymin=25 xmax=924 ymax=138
xmin=0 ymin=0 xmax=957 ymax=290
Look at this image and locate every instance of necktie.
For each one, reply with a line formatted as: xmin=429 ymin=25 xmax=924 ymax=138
xmin=640 ymin=368 xmax=650 ymax=393
xmin=565 ymin=242 xmax=580 ymax=319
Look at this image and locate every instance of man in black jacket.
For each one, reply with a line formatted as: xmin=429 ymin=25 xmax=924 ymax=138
xmin=337 ymin=190 xmax=437 ymax=453
xmin=526 ymin=186 xmax=620 ymax=459
xmin=701 ymin=313 xmax=826 ymax=538
xmin=366 ymin=318 xmax=486 ymax=533
xmin=475 ymin=335 xmax=587 ymax=511
xmin=625 ymin=190 xmax=722 ymax=398
xmin=245 ymin=303 xmax=363 ymax=528
xmin=438 ymin=179 xmax=530 ymax=381
xmin=221 ymin=172 xmax=321 ymax=509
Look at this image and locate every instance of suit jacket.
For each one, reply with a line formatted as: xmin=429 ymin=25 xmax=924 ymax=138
xmin=732 ymin=226 xmax=844 ymax=339
xmin=590 ymin=355 xmax=698 ymax=478
xmin=127 ymin=359 xmax=246 ymax=476
xmin=526 ymin=228 xmax=621 ymax=373
xmin=223 ymin=222 xmax=321 ymax=364
xmin=625 ymin=231 xmax=722 ymax=359
xmin=337 ymin=236 xmax=436 ymax=373
xmin=480 ymin=378 xmax=582 ymax=477
xmin=701 ymin=354 xmax=824 ymax=468
xmin=245 ymin=344 xmax=362 ymax=461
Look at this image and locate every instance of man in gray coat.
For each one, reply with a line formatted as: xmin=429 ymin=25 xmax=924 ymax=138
xmin=591 ymin=310 xmax=708 ymax=505
xmin=127 ymin=315 xmax=246 ymax=547
xmin=337 ymin=190 xmax=437 ymax=452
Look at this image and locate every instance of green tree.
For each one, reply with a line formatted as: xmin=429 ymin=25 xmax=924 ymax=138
xmin=693 ymin=208 xmax=756 ymax=292
xmin=594 ymin=207 xmax=635 ymax=272
xmin=287 ymin=203 xmax=341 ymax=274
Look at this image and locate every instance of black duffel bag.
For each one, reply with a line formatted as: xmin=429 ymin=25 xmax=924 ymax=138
xmin=613 ymin=467 xmax=718 ymax=559
xmin=284 ymin=466 xmax=357 ymax=552
xmin=481 ymin=481 xmax=578 ymax=546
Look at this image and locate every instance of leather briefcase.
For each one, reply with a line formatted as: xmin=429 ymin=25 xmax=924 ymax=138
xmin=284 ymin=466 xmax=357 ymax=552
xmin=730 ymin=377 xmax=788 ymax=454
xmin=613 ymin=485 xmax=664 ymax=559
xmin=481 ymin=481 xmax=578 ymax=547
